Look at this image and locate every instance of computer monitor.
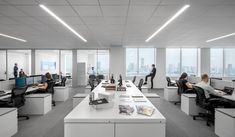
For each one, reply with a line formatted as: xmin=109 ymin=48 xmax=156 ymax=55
xmin=26 ymin=77 xmax=34 ymax=86
xmin=34 ymin=76 xmax=42 ymax=84
xmin=41 ymin=75 xmax=47 ymax=83
xmin=15 ymin=78 xmax=26 ymax=88
xmin=52 ymin=74 xmax=57 ymax=80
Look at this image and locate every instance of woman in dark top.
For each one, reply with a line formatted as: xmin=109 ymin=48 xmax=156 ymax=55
xmin=38 ymin=72 xmax=53 ymax=92
xmin=179 ymin=72 xmax=193 ymax=93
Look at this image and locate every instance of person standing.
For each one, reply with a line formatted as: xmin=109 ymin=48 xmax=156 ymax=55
xmin=143 ymin=64 xmax=157 ymax=89
xmin=13 ymin=63 xmax=18 ymax=78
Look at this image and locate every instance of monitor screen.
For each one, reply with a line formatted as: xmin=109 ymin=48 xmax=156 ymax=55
xmin=26 ymin=77 xmax=34 ymax=86
xmin=33 ymin=76 xmax=42 ymax=84
xmin=15 ymin=78 xmax=26 ymax=88
xmin=41 ymin=75 xmax=47 ymax=83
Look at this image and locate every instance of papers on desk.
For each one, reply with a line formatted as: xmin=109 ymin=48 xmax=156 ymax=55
xmin=133 ymin=98 xmax=147 ymax=102
xmin=119 ymin=105 xmax=134 ymax=115
xmin=136 ymin=105 xmax=155 ymax=116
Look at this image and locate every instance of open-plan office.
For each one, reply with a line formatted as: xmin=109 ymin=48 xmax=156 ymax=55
xmin=1 ymin=0 xmax=235 ymax=137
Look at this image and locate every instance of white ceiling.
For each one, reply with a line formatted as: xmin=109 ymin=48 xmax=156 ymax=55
xmin=0 ymin=0 xmax=235 ymax=49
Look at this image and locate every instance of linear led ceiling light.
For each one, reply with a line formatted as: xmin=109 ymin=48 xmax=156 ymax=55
xmin=0 ymin=33 xmax=27 ymax=42
xmin=39 ymin=4 xmax=87 ymax=42
xmin=145 ymin=4 xmax=190 ymax=42
xmin=206 ymin=33 xmax=235 ymax=43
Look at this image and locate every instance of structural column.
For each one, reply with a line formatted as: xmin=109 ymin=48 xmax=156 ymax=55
xmin=72 ymin=49 xmax=78 ymax=88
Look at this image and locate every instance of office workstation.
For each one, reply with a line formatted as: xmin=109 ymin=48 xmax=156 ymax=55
xmin=1 ymin=0 xmax=235 ymax=137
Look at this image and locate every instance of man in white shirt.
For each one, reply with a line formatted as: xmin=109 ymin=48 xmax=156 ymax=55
xmin=88 ymin=67 xmax=96 ymax=76
xmin=196 ymin=74 xmax=224 ymax=98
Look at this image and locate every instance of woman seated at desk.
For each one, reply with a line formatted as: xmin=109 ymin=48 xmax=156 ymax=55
xmin=36 ymin=72 xmax=54 ymax=93
xmin=178 ymin=72 xmax=194 ymax=93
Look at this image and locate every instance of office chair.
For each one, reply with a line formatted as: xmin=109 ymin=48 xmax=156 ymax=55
xmin=193 ymin=86 xmax=214 ymax=126
xmin=47 ymin=81 xmax=56 ymax=106
xmin=0 ymin=87 xmax=29 ymax=120
xmin=166 ymin=77 xmax=176 ymax=86
xmin=96 ymin=75 xmax=104 ymax=84
xmin=89 ymin=79 xmax=95 ymax=92
xmin=174 ymin=80 xmax=182 ymax=105
xmin=137 ymin=79 xmax=144 ymax=91
xmin=60 ymin=77 xmax=67 ymax=86
xmin=132 ymin=76 xmax=136 ymax=84
xmin=89 ymin=75 xmax=96 ymax=80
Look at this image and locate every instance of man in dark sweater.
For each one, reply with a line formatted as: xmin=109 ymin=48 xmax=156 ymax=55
xmin=143 ymin=64 xmax=156 ymax=89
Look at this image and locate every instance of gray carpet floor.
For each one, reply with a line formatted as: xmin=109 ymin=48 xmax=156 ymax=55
xmin=13 ymin=87 xmax=218 ymax=137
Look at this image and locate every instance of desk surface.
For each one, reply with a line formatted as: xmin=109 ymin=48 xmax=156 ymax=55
xmin=65 ymin=80 xmax=165 ymax=123
xmin=216 ymin=108 xmax=235 ymax=118
xmin=214 ymin=90 xmax=235 ymax=101
xmin=0 ymin=108 xmax=17 ymax=116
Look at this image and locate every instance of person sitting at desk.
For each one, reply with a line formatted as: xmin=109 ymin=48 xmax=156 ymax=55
xmin=179 ymin=72 xmax=194 ymax=93
xmin=196 ymin=73 xmax=231 ymax=110
xmin=37 ymin=72 xmax=54 ymax=93
xmin=196 ymin=74 xmax=224 ymax=98
xmin=19 ymin=69 xmax=27 ymax=78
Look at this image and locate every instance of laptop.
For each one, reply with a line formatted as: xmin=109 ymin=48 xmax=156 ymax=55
xmin=223 ymin=86 xmax=234 ymax=95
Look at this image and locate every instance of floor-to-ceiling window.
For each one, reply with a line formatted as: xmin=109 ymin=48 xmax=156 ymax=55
xmin=224 ymin=49 xmax=235 ymax=77
xmin=126 ymin=48 xmax=156 ymax=76
xmin=7 ymin=50 xmax=31 ymax=78
xmin=0 ymin=50 xmax=7 ymax=80
xmin=35 ymin=50 xmax=59 ymax=75
xmin=210 ymin=48 xmax=223 ymax=77
xmin=166 ymin=48 xmax=199 ymax=76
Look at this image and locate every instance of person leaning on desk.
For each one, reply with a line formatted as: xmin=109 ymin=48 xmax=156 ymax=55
xmin=36 ymin=72 xmax=53 ymax=93
xmin=195 ymin=74 xmax=231 ymax=107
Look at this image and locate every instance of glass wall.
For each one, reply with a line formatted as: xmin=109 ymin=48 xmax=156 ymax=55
xmin=166 ymin=48 xmax=199 ymax=76
xmin=210 ymin=48 xmax=223 ymax=77
xmin=35 ymin=50 xmax=59 ymax=75
xmin=7 ymin=50 xmax=31 ymax=78
xmin=0 ymin=50 xmax=7 ymax=80
xmin=77 ymin=49 xmax=109 ymax=76
xmin=61 ymin=50 xmax=72 ymax=77
xmin=126 ymin=48 xmax=156 ymax=76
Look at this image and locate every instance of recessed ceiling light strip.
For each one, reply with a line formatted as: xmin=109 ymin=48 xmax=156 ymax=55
xmin=206 ymin=33 xmax=235 ymax=43
xmin=145 ymin=4 xmax=190 ymax=42
xmin=0 ymin=33 xmax=27 ymax=42
xmin=39 ymin=4 xmax=87 ymax=42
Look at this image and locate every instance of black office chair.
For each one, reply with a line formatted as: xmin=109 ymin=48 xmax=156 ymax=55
xmin=60 ymin=77 xmax=67 ymax=86
xmin=89 ymin=79 xmax=95 ymax=92
xmin=96 ymin=75 xmax=104 ymax=84
xmin=132 ymin=76 xmax=136 ymax=84
xmin=137 ymin=79 xmax=144 ymax=91
xmin=193 ymin=86 xmax=214 ymax=126
xmin=0 ymin=87 xmax=29 ymax=120
xmin=47 ymin=81 xmax=56 ymax=106
xmin=166 ymin=77 xmax=176 ymax=86
xmin=174 ymin=80 xmax=182 ymax=105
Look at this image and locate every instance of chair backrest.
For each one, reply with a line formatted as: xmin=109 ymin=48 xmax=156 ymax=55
xmin=11 ymin=87 xmax=27 ymax=108
xmin=89 ymin=75 xmax=96 ymax=80
xmin=47 ymin=81 xmax=55 ymax=94
xmin=132 ymin=76 xmax=136 ymax=84
xmin=61 ymin=77 xmax=67 ymax=86
xmin=138 ymin=79 xmax=144 ymax=91
xmin=166 ymin=77 xmax=171 ymax=86
xmin=97 ymin=75 xmax=104 ymax=80
xmin=89 ymin=79 xmax=95 ymax=91
xmin=193 ymin=86 xmax=207 ymax=108
xmin=176 ymin=80 xmax=184 ymax=95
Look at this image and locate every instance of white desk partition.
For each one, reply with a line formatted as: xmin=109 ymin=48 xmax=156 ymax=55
xmin=0 ymin=80 xmax=15 ymax=90
xmin=0 ymin=108 xmax=17 ymax=137
xmin=64 ymin=80 xmax=166 ymax=137
xmin=211 ymin=79 xmax=234 ymax=90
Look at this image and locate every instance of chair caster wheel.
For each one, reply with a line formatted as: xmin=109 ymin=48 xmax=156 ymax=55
xmin=193 ymin=116 xmax=196 ymax=120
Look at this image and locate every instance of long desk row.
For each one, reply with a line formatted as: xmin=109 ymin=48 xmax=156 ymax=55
xmin=65 ymin=80 xmax=166 ymax=137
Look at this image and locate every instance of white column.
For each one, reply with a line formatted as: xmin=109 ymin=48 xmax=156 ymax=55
xmin=110 ymin=46 xmax=125 ymax=79
xmin=72 ymin=50 xmax=78 ymax=88
xmin=31 ymin=49 xmax=35 ymax=75
xmin=200 ymin=48 xmax=210 ymax=75
xmin=155 ymin=48 xmax=166 ymax=89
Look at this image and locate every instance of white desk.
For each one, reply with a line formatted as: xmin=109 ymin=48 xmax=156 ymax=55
xmin=215 ymin=109 xmax=235 ymax=137
xmin=0 ymin=108 xmax=17 ymax=137
xmin=214 ymin=90 xmax=235 ymax=101
xmin=181 ymin=94 xmax=204 ymax=115
xmin=64 ymin=80 xmax=166 ymax=137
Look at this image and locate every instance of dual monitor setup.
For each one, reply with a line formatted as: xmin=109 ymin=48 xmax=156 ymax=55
xmin=15 ymin=74 xmax=61 ymax=88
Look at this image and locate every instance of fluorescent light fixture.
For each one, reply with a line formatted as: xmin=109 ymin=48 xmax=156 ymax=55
xmin=145 ymin=4 xmax=190 ymax=42
xmin=39 ymin=4 xmax=87 ymax=42
xmin=0 ymin=33 xmax=27 ymax=42
xmin=206 ymin=33 xmax=235 ymax=43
